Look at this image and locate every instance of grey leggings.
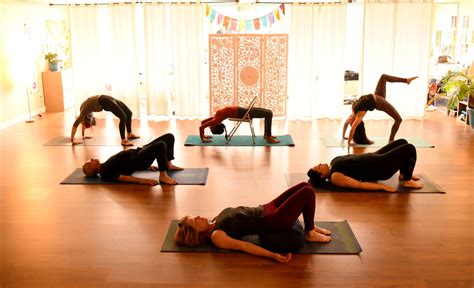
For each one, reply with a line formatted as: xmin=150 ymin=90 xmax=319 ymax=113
xmin=237 ymin=107 xmax=274 ymax=137
xmin=98 ymin=95 xmax=133 ymax=140
xmin=373 ymin=74 xmax=407 ymax=141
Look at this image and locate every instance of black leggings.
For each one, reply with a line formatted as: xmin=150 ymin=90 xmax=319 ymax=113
xmin=98 ymin=95 xmax=133 ymax=140
xmin=133 ymin=133 xmax=175 ymax=172
xmin=237 ymin=107 xmax=274 ymax=137
xmin=374 ymin=139 xmax=416 ymax=181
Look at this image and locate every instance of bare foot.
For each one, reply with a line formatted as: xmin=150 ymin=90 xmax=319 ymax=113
xmin=314 ymin=225 xmax=331 ymax=235
xmin=168 ymin=163 xmax=184 ymax=171
xmin=305 ymin=230 xmax=332 ymax=242
xmin=121 ymin=139 xmax=134 ymax=146
xmin=159 ymin=172 xmax=177 ymax=185
xmin=264 ymin=136 xmax=280 ymax=143
xmin=399 ymin=174 xmax=420 ymax=181
xmin=407 ymin=76 xmax=418 ymax=85
xmin=402 ymin=179 xmax=423 ymax=189
xmin=127 ymin=133 xmax=140 ymax=140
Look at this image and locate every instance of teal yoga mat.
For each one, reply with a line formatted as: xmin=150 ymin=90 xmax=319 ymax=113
xmin=61 ymin=168 xmax=209 ymax=185
xmin=285 ymin=173 xmax=445 ymax=193
xmin=321 ymin=136 xmax=435 ymax=148
xmin=45 ymin=136 xmax=152 ymax=146
xmin=161 ymin=219 xmax=362 ymax=254
xmin=184 ymin=135 xmax=295 ymax=146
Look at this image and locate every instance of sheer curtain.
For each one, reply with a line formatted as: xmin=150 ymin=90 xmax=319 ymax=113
xmin=170 ymin=4 xmax=207 ymax=118
xmin=106 ymin=5 xmax=140 ymax=115
xmin=144 ymin=4 xmax=170 ymax=116
xmin=288 ymin=4 xmax=346 ymax=119
xmin=69 ymin=6 xmax=107 ymax=108
xmin=362 ymin=1 xmax=432 ymax=119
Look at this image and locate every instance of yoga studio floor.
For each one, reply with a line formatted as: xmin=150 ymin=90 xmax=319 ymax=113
xmin=0 ymin=108 xmax=472 ymax=287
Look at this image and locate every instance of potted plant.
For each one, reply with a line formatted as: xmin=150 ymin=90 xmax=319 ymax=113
xmin=44 ymin=52 xmax=60 ymax=72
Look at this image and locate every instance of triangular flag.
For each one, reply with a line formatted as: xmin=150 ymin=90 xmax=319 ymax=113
xmin=253 ymin=18 xmax=260 ymax=30
xmin=245 ymin=19 xmax=253 ymax=31
xmin=275 ymin=9 xmax=280 ymax=21
xmin=217 ymin=13 xmax=223 ymax=24
xmin=209 ymin=9 xmax=217 ymax=22
xmin=238 ymin=20 xmax=245 ymax=32
xmin=223 ymin=16 xmax=230 ymax=29
xmin=205 ymin=4 xmax=210 ymax=17
xmin=268 ymin=12 xmax=275 ymax=24
xmin=260 ymin=16 xmax=268 ymax=28
xmin=231 ymin=18 xmax=237 ymax=31
xmin=280 ymin=3 xmax=285 ymax=15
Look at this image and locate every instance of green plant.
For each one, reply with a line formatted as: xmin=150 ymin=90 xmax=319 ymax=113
xmin=438 ymin=71 xmax=474 ymax=109
xmin=44 ymin=52 xmax=59 ymax=64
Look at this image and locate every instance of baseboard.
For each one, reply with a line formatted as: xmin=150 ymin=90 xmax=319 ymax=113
xmin=0 ymin=107 xmax=45 ymax=130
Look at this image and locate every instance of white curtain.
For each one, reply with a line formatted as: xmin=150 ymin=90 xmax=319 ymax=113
xmin=70 ymin=5 xmax=139 ymax=115
xmin=69 ymin=6 xmax=107 ymax=109
xmin=144 ymin=4 xmax=170 ymax=116
xmin=106 ymin=5 xmax=140 ymax=115
xmin=288 ymin=4 xmax=346 ymax=119
xmin=362 ymin=1 xmax=432 ymax=119
xmin=170 ymin=4 xmax=207 ymax=117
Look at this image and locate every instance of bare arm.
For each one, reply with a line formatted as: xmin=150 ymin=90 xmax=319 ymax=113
xmin=347 ymin=111 xmax=366 ymax=145
xmin=330 ymin=172 xmax=396 ymax=192
xmin=211 ymin=230 xmax=291 ymax=263
xmin=70 ymin=119 xmax=83 ymax=145
xmin=342 ymin=114 xmax=355 ymax=139
xmin=117 ymin=175 xmax=159 ymax=186
xmin=199 ymin=117 xmax=219 ymax=142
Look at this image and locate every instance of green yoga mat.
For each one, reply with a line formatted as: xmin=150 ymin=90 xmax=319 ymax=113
xmin=161 ymin=219 xmax=362 ymax=254
xmin=184 ymin=135 xmax=295 ymax=146
xmin=61 ymin=168 xmax=209 ymax=185
xmin=321 ymin=136 xmax=435 ymax=148
xmin=285 ymin=173 xmax=445 ymax=193
xmin=44 ymin=136 xmax=152 ymax=146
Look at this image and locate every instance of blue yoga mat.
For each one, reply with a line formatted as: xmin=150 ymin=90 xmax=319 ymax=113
xmin=61 ymin=168 xmax=209 ymax=185
xmin=161 ymin=220 xmax=361 ymax=254
xmin=184 ymin=135 xmax=295 ymax=146
xmin=321 ymin=136 xmax=435 ymax=148
xmin=285 ymin=173 xmax=445 ymax=193
xmin=45 ymin=136 xmax=152 ymax=146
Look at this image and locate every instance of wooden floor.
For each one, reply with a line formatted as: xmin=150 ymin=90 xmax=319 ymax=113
xmin=0 ymin=109 xmax=473 ymax=288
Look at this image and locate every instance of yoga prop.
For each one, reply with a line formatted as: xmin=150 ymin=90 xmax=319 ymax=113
xmin=161 ymin=219 xmax=362 ymax=254
xmin=45 ymin=136 xmax=152 ymax=146
xmin=285 ymin=173 xmax=445 ymax=193
xmin=184 ymin=135 xmax=295 ymax=146
xmin=61 ymin=168 xmax=209 ymax=185
xmin=321 ymin=136 xmax=435 ymax=148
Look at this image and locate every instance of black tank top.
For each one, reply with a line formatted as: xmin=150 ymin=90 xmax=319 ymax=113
xmin=213 ymin=206 xmax=264 ymax=239
xmin=330 ymin=153 xmax=390 ymax=182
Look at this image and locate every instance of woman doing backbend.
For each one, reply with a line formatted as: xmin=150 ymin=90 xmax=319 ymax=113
xmin=342 ymin=74 xmax=418 ymax=145
xmin=308 ymin=139 xmax=423 ymax=192
xmin=174 ymin=182 xmax=331 ymax=263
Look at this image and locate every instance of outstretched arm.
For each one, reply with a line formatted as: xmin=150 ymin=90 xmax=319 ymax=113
xmin=347 ymin=111 xmax=366 ymax=145
xmin=70 ymin=118 xmax=83 ymax=145
xmin=117 ymin=175 xmax=159 ymax=186
xmin=330 ymin=172 xmax=396 ymax=192
xmin=211 ymin=230 xmax=291 ymax=263
xmin=199 ymin=117 xmax=219 ymax=142
xmin=342 ymin=113 xmax=355 ymax=139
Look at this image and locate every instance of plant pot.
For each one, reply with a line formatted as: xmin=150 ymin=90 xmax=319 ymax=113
xmin=49 ymin=62 xmax=59 ymax=72
xmin=467 ymin=108 xmax=474 ymax=129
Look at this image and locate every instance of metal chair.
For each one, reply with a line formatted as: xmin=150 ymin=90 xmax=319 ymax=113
xmin=226 ymin=96 xmax=258 ymax=144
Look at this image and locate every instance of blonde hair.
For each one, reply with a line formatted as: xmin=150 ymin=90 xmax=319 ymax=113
xmin=174 ymin=217 xmax=211 ymax=247
xmin=82 ymin=161 xmax=98 ymax=177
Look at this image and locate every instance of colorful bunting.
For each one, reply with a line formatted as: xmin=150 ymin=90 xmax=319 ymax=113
xmin=205 ymin=3 xmax=285 ymax=32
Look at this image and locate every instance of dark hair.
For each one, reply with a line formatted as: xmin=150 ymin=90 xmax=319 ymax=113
xmin=353 ymin=121 xmax=372 ymax=144
xmin=174 ymin=217 xmax=211 ymax=247
xmin=210 ymin=123 xmax=225 ymax=135
xmin=307 ymin=168 xmax=326 ymax=186
xmin=84 ymin=114 xmax=96 ymax=128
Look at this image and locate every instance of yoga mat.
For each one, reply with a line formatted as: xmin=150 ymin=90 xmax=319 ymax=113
xmin=161 ymin=219 xmax=362 ymax=254
xmin=285 ymin=173 xmax=445 ymax=193
xmin=61 ymin=168 xmax=209 ymax=185
xmin=321 ymin=136 xmax=435 ymax=148
xmin=44 ymin=136 xmax=152 ymax=146
xmin=184 ymin=135 xmax=295 ymax=147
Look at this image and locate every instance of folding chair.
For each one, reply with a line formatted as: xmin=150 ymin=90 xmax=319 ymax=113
xmin=226 ymin=96 xmax=258 ymax=144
